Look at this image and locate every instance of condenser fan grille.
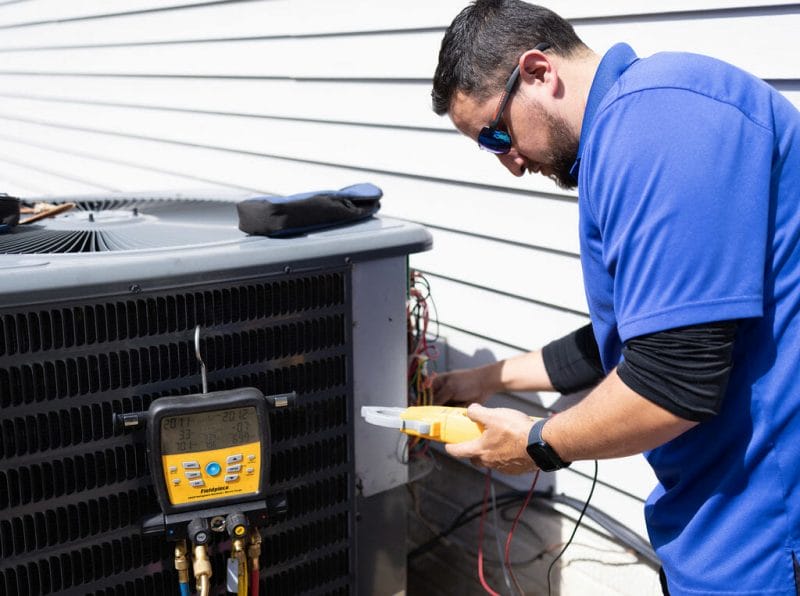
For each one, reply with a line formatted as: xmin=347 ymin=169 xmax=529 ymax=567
xmin=0 ymin=270 xmax=356 ymax=595
xmin=0 ymin=195 xmax=245 ymax=254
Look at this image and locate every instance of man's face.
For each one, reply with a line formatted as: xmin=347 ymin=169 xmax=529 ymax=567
xmin=449 ymin=88 xmax=579 ymax=190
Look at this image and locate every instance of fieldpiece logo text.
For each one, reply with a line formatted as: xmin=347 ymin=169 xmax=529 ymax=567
xmin=201 ymin=486 xmax=230 ymax=495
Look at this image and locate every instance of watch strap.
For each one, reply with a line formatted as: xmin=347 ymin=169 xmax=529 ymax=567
xmin=528 ymin=418 xmax=547 ymax=445
xmin=526 ymin=418 xmax=571 ymax=471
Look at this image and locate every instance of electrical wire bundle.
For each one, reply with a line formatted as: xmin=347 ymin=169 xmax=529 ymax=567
xmin=407 ymin=461 xmax=652 ymax=596
xmin=406 ymin=270 xmax=440 ymax=458
xmin=477 ymin=470 xmax=542 ymax=596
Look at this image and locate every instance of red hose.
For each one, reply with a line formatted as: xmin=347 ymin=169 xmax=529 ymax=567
xmin=250 ymin=568 xmax=260 ymax=596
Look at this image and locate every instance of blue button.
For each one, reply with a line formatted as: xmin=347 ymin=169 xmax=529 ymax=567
xmin=205 ymin=462 xmax=221 ymax=477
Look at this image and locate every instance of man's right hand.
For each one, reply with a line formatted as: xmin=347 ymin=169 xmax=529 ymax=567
xmin=430 ymin=350 xmax=555 ymax=405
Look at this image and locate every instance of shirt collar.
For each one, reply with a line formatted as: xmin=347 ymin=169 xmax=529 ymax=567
xmin=570 ymin=43 xmax=639 ymax=180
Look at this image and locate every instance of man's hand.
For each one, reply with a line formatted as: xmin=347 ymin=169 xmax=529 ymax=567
xmin=445 ymin=404 xmax=537 ymax=475
xmin=432 ymin=368 xmax=494 ymax=406
xmin=432 ymin=351 xmax=554 ymax=406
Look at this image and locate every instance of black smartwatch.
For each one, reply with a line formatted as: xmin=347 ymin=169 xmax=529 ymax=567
xmin=526 ymin=418 xmax=570 ymax=472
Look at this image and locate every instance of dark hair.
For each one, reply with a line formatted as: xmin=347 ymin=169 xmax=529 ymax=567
xmin=432 ymin=0 xmax=587 ymax=115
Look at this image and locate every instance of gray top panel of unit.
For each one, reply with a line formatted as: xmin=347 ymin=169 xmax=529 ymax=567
xmin=0 ymin=193 xmax=432 ymax=298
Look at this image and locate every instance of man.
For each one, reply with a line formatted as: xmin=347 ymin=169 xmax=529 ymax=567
xmin=430 ymin=1 xmax=800 ymax=594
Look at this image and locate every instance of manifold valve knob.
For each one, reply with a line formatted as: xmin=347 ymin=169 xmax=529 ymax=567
xmin=187 ymin=517 xmax=211 ymax=545
xmin=225 ymin=512 xmax=249 ymax=538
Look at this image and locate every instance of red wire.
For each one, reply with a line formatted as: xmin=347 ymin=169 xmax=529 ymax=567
xmin=250 ymin=568 xmax=259 ymax=596
xmin=504 ymin=470 xmax=540 ymax=594
xmin=478 ymin=470 xmax=501 ymax=596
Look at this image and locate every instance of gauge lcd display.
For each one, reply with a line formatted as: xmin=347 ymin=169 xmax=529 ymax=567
xmin=160 ymin=406 xmax=258 ymax=454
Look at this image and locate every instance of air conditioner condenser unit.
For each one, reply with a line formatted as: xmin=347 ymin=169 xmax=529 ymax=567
xmin=0 ymin=193 xmax=431 ymax=596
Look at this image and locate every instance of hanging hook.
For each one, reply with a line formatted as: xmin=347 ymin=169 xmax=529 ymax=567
xmin=194 ymin=325 xmax=208 ymax=394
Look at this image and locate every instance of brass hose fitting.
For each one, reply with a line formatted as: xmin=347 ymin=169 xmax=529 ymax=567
xmin=192 ymin=543 xmax=213 ymax=596
xmin=247 ymin=528 xmax=262 ymax=573
xmin=174 ymin=540 xmax=189 ymax=585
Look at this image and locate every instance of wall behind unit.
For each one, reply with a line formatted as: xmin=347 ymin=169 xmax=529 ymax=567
xmin=0 ymin=0 xmax=797 ymax=593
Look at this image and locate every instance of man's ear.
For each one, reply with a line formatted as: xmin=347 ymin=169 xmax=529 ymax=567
xmin=518 ymin=47 xmax=556 ymax=94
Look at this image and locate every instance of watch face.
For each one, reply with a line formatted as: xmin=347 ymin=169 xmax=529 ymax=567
xmin=527 ymin=442 xmax=562 ymax=472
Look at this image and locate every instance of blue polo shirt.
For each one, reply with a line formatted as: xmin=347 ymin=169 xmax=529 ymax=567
xmin=574 ymin=43 xmax=800 ymax=595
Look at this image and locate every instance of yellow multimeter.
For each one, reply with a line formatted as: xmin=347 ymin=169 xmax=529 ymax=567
xmin=145 ymin=387 xmax=271 ymax=514
xmin=361 ymin=405 xmax=541 ymax=443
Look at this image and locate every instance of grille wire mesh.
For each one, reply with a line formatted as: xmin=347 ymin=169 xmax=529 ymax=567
xmin=0 ymin=272 xmax=356 ymax=595
xmin=0 ymin=196 xmax=246 ymax=254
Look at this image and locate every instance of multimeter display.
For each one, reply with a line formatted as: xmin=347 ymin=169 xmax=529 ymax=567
xmin=160 ymin=406 xmax=257 ymax=454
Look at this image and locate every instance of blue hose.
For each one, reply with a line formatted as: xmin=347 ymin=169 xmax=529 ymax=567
xmin=179 ymin=581 xmax=191 ymax=596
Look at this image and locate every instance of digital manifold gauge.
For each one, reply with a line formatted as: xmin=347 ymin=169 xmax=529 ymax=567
xmin=119 ymin=387 xmax=292 ymax=539
xmin=148 ymin=387 xmax=268 ymax=512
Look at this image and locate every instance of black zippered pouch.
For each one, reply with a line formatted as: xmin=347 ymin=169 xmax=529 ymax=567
xmin=237 ymin=183 xmax=382 ymax=237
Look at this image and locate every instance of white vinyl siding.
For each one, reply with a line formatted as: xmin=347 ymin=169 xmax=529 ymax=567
xmin=1 ymin=1 xmax=796 ymax=593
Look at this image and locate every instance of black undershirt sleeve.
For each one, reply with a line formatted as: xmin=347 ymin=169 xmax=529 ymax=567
xmin=617 ymin=321 xmax=738 ymax=422
xmin=541 ymin=324 xmax=605 ymax=394
xmin=541 ymin=321 xmax=738 ymax=422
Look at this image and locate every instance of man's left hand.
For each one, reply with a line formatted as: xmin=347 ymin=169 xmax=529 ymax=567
xmin=445 ymin=404 xmax=538 ymax=475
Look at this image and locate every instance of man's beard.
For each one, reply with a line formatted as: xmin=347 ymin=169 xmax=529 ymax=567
xmin=538 ymin=107 xmax=579 ymax=190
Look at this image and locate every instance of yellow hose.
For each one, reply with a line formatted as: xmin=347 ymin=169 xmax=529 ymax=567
xmin=233 ymin=538 xmax=248 ymax=596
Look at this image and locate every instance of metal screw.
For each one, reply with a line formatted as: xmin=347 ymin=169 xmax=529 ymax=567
xmin=129 ymin=284 xmax=141 ymax=294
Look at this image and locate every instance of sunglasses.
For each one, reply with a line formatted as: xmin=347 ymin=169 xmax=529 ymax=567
xmin=477 ymin=42 xmax=551 ymax=154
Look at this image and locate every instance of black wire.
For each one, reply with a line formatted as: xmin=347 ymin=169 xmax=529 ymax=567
xmin=546 ymin=460 xmax=599 ymax=596
xmin=411 ymin=270 xmax=432 ymax=299
xmin=409 ymin=479 xmax=659 ymax=570
xmin=407 ymin=491 xmax=528 ymax=560
xmin=408 ymin=460 xmax=662 ymax=594
xmin=545 ymin=493 xmax=659 ymax=568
